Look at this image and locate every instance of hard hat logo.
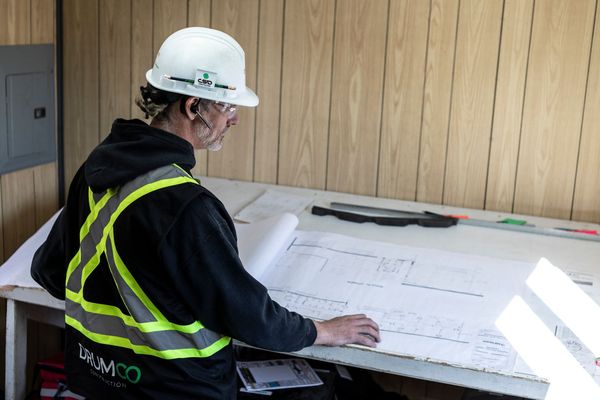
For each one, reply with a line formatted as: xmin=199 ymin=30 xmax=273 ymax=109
xmin=145 ymin=27 xmax=259 ymax=107
xmin=195 ymin=69 xmax=216 ymax=89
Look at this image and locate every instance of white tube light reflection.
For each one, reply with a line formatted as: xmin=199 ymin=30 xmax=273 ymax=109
xmin=496 ymin=296 xmax=600 ymax=399
xmin=527 ymin=257 xmax=600 ymax=357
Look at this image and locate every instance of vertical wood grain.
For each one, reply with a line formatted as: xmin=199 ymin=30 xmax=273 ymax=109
xmin=63 ymin=0 xmax=100 ymax=184
xmin=254 ymin=0 xmax=284 ymax=184
xmin=514 ymin=0 xmax=595 ymax=219
xmin=31 ymin=0 xmax=59 ymax=227
xmin=0 ymin=1 xmax=33 ymax=389
xmin=58 ymin=0 xmax=600 ymax=223
xmin=188 ymin=0 xmax=212 ymax=25
xmin=153 ymin=0 xmax=187 ymax=54
xmin=100 ymin=0 xmax=132 ymax=137
xmin=573 ymin=0 xmax=600 ymax=223
xmin=416 ymin=0 xmax=459 ymax=204
xmin=378 ymin=0 xmax=430 ymax=200
xmin=2 ymin=170 xmax=36 ymax=257
xmin=0 ymin=0 xmax=32 ymax=265
xmin=208 ymin=0 xmax=259 ymax=181
xmin=30 ymin=0 xmax=59 ymax=227
xmin=0 ymin=0 xmax=31 ymax=45
xmin=278 ymin=0 xmax=335 ymax=189
xmin=188 ymin=0 xmax=212 ymax=177
xmin=443 ymin=0 xmax=503 ymax=209
xmin=485 ymin=0 xmax=533 ymax=213
xmin=31 ymin=0 xmax=55 ymax=44
xmin=33 ymin=163 xmax=59 ymax=226
xmin=1 ymin=1 xmax=62 ymax=392
xmin=327 ymin=0 xmax=388 ymax=196
xmin=131 ymin=0 xmax=154 ymax=121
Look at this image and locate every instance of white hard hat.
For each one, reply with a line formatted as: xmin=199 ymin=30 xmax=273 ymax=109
xmin=146 ymin=27 xmax=259 ymax=107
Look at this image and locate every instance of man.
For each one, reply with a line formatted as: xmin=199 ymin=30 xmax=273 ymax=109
xmin=31 ymin=27 xmax=380 ymax=399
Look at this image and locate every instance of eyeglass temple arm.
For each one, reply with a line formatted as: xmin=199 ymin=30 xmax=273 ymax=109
xmin=195 ymin=110 xmax=213 ymax=131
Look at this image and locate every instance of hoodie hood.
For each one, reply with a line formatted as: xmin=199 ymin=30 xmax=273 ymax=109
xmin=84 ymin=119 xmax=196 ymax=192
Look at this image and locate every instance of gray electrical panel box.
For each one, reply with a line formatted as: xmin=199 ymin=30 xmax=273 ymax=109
xmin=0 ymin=44 xmax=55 ymax=174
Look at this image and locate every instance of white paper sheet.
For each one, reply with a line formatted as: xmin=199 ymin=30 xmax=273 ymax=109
xmin=234 ymin=190 xmax=314 ymax=223
xmin=235 ymin=213 xmax=298 ymax=279
xmin=0 ymin=210 xmax=298 ymax=290
xmin=259 ymin=230 xmax=537 ymax=375
xmin=0 ymin=210 xmax=60 ymax=289
xmin=567 ymin=270 xmax=600 ymax=302
xmin=554 ymin=324 xmax=600 ymax=384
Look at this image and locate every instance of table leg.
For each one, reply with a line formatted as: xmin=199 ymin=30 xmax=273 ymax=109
xmin=5 ymin=299 xmax=27 ymax=400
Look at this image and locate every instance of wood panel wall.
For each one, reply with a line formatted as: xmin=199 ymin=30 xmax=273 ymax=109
xmin=0 ymin=0 xmax=62 ymax=391
xmin=63 ymin=0 xmax=600 ymax=223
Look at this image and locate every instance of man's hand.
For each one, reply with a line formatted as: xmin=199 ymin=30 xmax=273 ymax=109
xmin=313 ymin=314 xmax=381 ymax=348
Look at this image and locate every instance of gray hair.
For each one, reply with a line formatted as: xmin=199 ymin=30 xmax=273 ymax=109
xmin=135 ymin=84 xmax=214 ymax=122
xmin=135 ymin=84 xmax=183 ymax=121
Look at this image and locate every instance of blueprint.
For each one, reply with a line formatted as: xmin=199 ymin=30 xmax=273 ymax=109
xmin=234 ymin=190 xmax=314 ymax=223
xmin=261 ymin=230 xmax=538 ymax=375
xmin=554 ymin=325 xmax=600 ymax=384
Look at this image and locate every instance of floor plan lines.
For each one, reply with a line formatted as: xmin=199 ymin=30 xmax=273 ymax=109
xmin=372 ymin=310 xmax=470 ymax=344
xmin=260 ymin=230 xmax=539 ymax=375
xmin=402 ymin=263 xmax=486 ymax=297
xmin=378 ymin=257 xmax=414 ymax=274
xmin=277 ymin=251 xmax=328 ymax=272
xmin=269 ymin=288 xmax=348 ymax=319
xmin=290 ymin=240 xmax=379 ymax=259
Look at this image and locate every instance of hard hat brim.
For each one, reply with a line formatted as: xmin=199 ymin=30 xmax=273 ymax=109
xmin=145 ymin=70 xmax=259 ymax=108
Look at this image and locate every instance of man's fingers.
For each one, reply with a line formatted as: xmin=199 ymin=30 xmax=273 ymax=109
xmin=355 ymin=332 xmax=378 ymax=348
xmin=313 ymin=314 xmax=382 ymax=347
xmin=360 ymin=325 xmax=381 ymax=342
xmin=347 ymin=318 xmax=381 ymax=342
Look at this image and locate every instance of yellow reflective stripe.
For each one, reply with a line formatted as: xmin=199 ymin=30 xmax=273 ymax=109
xmin=88 ymin=188 xmax=95 ymax=210
xmin=66 ymin=170 xmax=217 ymax=356
xmin=66 ymin=190 xmax=115 ymax=282
xmin=80 ymin=252 xmax=103 ymax=289
xmin=66 ymin=289 xmax=202 ymax=333
xmin=78 ymin=176 xmax=196 ymax=289
xmin=80 ymin=190 xmax=114 ymax=242
xmin=172 ymin=163 xmax=193 ymax=179
xmin=65 ymin=251 xmax=81 ymax=285
xmin=116 ymin=176 xmax=197 ymax=217
xmin=108 ymin=229 xmax=170 ymax=324
xmin=65 ymin=315 xmax=230 ymax=360
xmin=66 ymin=175 xmax=204 ymax=333
xmin=171 ymin=163 xmax=202 ymax=185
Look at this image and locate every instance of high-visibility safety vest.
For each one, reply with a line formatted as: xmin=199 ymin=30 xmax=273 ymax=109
xmin=64 ymin=164 xmax=231 ymax=360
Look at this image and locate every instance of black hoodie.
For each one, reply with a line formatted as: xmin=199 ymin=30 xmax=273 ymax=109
xmin=31 ymin=119 xmax=316 ymax=399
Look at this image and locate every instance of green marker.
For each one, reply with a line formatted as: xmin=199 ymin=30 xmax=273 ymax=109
xmin=498 ymin=218 xmax=527 ymax=226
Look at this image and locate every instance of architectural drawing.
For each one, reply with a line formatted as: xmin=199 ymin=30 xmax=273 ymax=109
xmin=261 ymin=230 xmax=538 ymax=375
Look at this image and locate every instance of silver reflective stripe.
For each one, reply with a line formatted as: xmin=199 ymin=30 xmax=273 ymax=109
xmin=64 ymin=300 xmax=224 ymax=351
xmin=67 ymin=165 xmax=184 ymax=293
xmin=66 ymin=164 xmax=227 ymax=356
xmin=104 ymin=233 xmax=155 ymax=323
xmin=91 ymin=191 xmax=103 ymax=208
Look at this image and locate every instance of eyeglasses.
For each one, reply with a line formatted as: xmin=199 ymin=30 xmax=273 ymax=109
xmin=211 ymin=101 xmax=237 ymax=117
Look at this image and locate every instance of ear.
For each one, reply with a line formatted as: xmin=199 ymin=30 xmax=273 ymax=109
xmin=184 ymin=97 xmax=200 ymax=120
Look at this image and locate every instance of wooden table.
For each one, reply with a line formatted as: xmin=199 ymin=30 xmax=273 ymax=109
xmin=3 ymin=176 xmax=600 ymax=399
